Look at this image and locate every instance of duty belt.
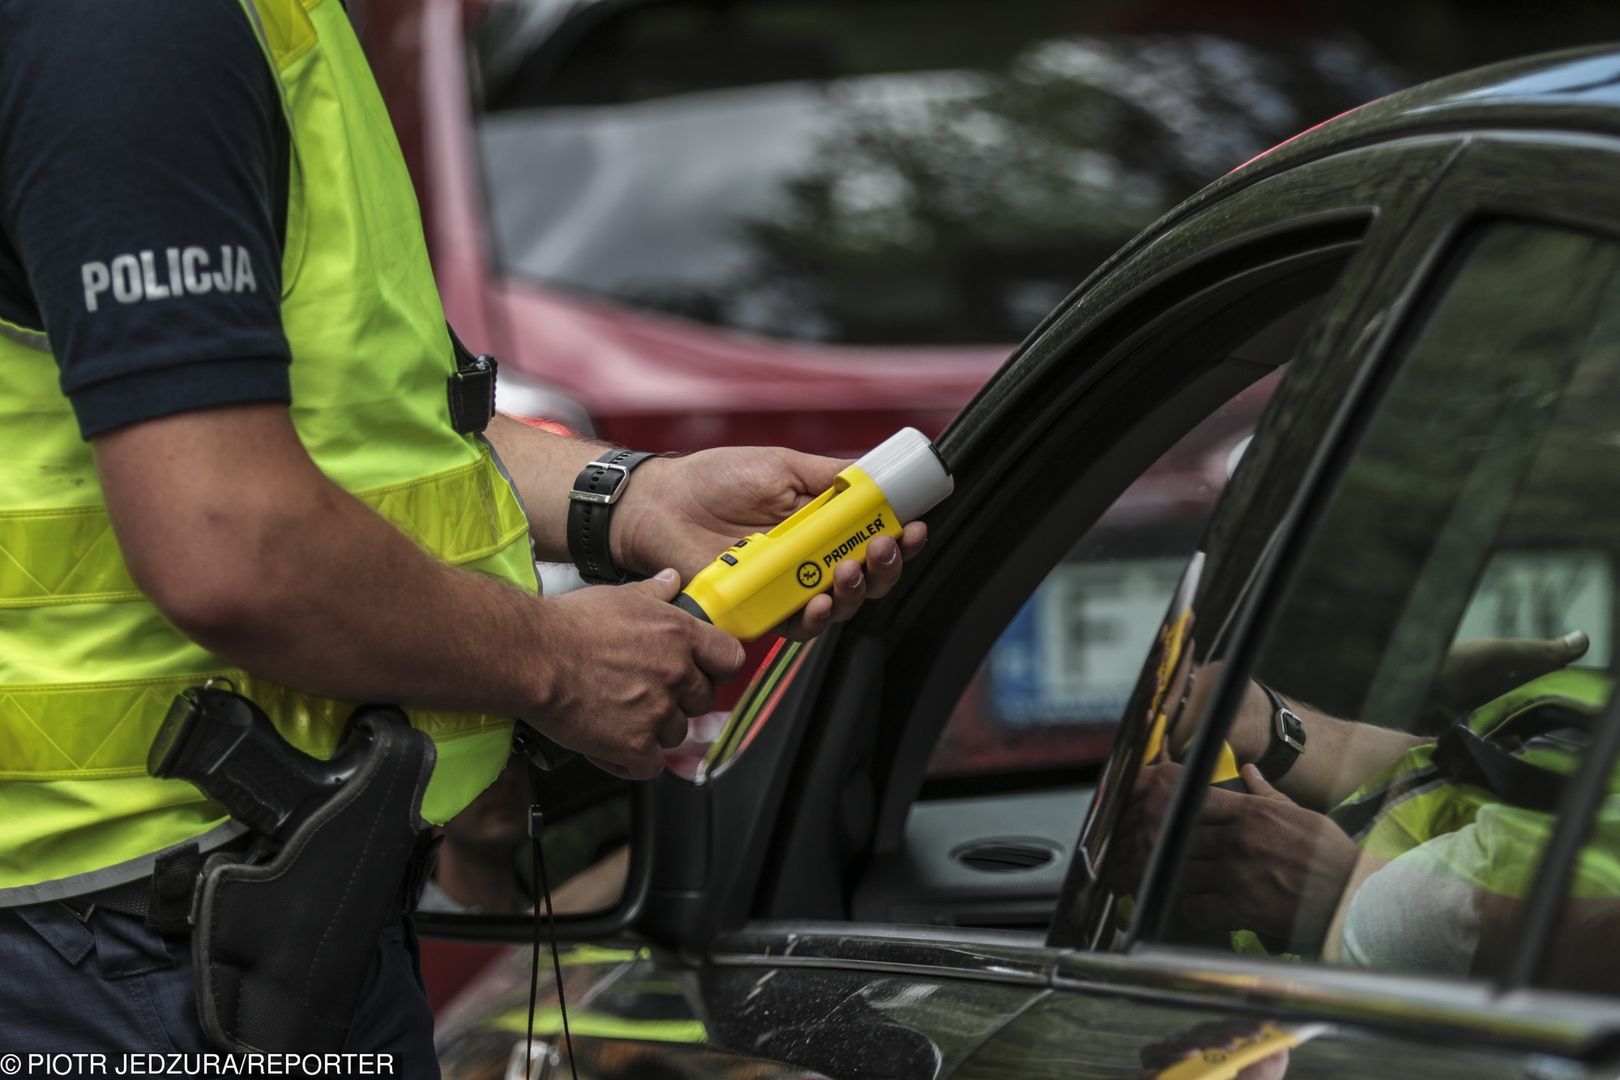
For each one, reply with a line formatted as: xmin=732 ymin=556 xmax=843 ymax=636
xmin=58 ymin=841 xmax=225 ymax=935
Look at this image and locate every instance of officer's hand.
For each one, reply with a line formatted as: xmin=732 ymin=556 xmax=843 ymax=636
xmin=1176 ymin=766 xmax=1359 ymax=945
xmin=534 ymin=569 xmax=745 ymax=780
xmin=610 ymin=449 xmax=927 ymax=640
xmin=1423 ymin=630 xmax=1590 ymax=732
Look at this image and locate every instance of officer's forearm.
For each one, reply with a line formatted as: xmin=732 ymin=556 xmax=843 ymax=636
xmin=1262 ymin=702 xmax=1427 ymax=812
xmin=95 ymin=404 xmax=566 ymax=719
xmin=486 ymin=413 xmax=678 ymax=566
xmin=1227 ymin=684 xmax=1426 ymax=811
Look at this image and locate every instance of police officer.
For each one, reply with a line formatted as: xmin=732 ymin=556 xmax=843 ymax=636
xmin=0 ymin=0 xmax=921 ymax=1064
xmin=1113 ymin=634 xmax=1599 ymax=960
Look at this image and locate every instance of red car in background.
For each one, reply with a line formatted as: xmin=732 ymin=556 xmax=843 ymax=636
xmin=354 ymin=0 xmax=1408 ymax=454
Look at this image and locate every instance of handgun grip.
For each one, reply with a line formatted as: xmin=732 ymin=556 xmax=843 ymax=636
xmin=148 ymin=687 xmax=328 ymax=838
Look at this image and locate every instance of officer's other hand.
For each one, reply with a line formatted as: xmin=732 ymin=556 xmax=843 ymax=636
xmin=536 ymin=569 xmax=745 ymax=780
xmin=1423 ymin=630 xmax=1590 ymax=732
xmin=610 ymin=449 xmax=927 ymax=640
xmin=1176 ymin=766 xmax=1359 ymax=945
xmin=1110 ymin=762 xmax=1359 ymax=945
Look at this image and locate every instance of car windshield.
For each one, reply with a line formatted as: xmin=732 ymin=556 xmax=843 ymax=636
xmin=472 ymin=0 xmax=1399 ymax=346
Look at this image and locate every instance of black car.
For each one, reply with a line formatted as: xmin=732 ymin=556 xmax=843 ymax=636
xmin=427 ymin=46 xmax=1620 ymax=1079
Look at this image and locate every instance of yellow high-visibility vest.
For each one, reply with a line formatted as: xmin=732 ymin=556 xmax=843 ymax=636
xmin=1330 ymin=668 xmax=1620 ymax=901
xmin=0 ymin=0 xmax=535 ymax=899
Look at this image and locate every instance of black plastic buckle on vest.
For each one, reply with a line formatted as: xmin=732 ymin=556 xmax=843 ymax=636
xmin=447 ymin=324 xmax=498 ymax=435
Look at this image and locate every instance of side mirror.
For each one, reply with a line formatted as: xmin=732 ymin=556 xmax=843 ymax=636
xmin=411 ymin=754 xmax=651 ymax=943
xmin=414 ymin=637 xmax=812 ymax=953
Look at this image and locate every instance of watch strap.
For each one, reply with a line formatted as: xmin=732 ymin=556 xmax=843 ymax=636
xmin=567 ymin=449 xmax=655 ymax=584
xmin=1254 ymin=682 xmax=1307 ymax=781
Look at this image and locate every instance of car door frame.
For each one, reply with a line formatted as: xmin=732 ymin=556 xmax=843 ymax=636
xmin=1054 ymin=131 xmax=1620 ymax=1066
xmin=743 ymin=137 xmax=1465 ymax=934
xmin=601 ymin=135 xmax=1463 ymax=1080
xmin=638 ymin=132 xmax=1463 ymax=958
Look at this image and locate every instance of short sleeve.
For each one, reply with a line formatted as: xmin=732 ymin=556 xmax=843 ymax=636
xmin=0 ymin=0 xmax=293 ymax=439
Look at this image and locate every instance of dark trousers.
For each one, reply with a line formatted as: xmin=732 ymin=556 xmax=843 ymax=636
xmin=0 ymin=903 xmax=440 ymax=1077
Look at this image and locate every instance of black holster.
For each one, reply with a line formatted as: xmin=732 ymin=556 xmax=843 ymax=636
xmin=148 ymin=688 xmax=435 ymax=1053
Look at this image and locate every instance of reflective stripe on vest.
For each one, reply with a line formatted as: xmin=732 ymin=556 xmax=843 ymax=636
xmin=0 ymin=314 xmax=48 ymax=352
xmin=0 ymin=0 xmax=535 ymax=895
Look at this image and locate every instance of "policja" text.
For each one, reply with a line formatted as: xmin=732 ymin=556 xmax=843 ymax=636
xmin=81 ymin=245 xmax=259 ymax=313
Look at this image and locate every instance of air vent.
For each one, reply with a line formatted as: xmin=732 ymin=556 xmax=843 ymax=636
xmin=952 ymin=839 xmax=1058 ymax=873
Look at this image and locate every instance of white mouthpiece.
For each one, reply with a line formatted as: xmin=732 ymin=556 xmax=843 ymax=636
xmin=855 ymin=428 xmax=953 ymax=523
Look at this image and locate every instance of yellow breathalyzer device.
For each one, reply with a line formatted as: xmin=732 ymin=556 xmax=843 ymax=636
xmin=674 ymin=428 xmax=953 ymax=641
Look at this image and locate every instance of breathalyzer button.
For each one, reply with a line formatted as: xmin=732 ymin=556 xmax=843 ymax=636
xmin=720 ymin=553 xmax=738 ymax=566
xmin=733 ymin=539 xmax=749 ymax=548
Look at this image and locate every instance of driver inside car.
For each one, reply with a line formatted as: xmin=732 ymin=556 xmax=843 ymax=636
xmin=1108 ymin=630 xmax=1619 ymax=986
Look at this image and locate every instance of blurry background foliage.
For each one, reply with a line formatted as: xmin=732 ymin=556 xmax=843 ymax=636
xmin=1254 ymin=224 xmax=1620 ymax=724
xmin=470 ymin=0 xmax=1620 ymax=348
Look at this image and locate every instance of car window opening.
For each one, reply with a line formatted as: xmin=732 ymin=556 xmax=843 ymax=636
xmin=1131 ymin=220 xmax=1620 ymax=998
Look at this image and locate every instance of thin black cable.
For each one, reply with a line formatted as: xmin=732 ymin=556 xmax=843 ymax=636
xmin=524 ymin=834 xmax=541 ymax=1078
xmin=534 ymin=822 xmax=579 ymax=1079
xmin=522 ymin=751 xmax=579 ymax=1080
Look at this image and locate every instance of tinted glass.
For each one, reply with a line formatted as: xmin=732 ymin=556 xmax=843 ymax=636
xmin=1131 ymin=222 xmax=1620 ymax=986
xmin=927 ymin=371 xmax=1279 ymax=780
xmin=474 ymin=0 xmax=1399 ymax=346
xmin=1542 ymin=760 xmax=1620 ymax=995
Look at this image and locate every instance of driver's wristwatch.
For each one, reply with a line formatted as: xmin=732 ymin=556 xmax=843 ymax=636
xmin=1254 ymin=682 xmax=1307 ymax=780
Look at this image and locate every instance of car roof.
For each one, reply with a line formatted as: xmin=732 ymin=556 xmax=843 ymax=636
xmin=1006 ymin=45 xmax=1620 ymax=358
xmin=1240 ymin=45 xmax=1620 ymax=182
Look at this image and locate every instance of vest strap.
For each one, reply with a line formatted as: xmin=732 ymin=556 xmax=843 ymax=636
xmin=0 ymin=671 xmax=509 ymax=779
xmin=1432 ymin=720 xmax=1574 ymax=814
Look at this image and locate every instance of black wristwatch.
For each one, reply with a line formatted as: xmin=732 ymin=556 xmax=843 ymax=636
xmin=1254 ymin=682 xmax=1307 ymax=780
xmin=566 ymin=449 xmax=656 ymax=584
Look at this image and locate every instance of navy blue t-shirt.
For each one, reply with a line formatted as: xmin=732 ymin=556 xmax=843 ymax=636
xmin=0 ymin=0 xmax=293 ymax=439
